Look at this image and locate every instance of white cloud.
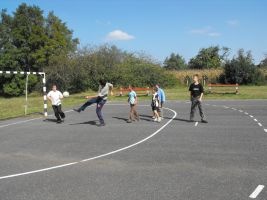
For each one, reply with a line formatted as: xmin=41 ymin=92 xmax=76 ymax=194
xmin=226 ymin=19 xmax=239 ymax=26
xmin=105 ymin=30 xmax=135 ymax=41
xmin=208 ymin=32 xmax=221 ymax=37
xmin=189 ymin=26 xmax=221 ymax=37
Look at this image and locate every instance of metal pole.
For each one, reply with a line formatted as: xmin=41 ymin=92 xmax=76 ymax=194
xmin=42 ymin=73 xmax=48 ymax=117
xmin=25 ymin=74 xmax=29 ymax=115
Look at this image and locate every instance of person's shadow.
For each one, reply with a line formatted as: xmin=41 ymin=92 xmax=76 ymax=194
xmin=43 ymin=118 xmax=57 ymax=123
xmin=69 ymin=120 xmax=98 ymax=126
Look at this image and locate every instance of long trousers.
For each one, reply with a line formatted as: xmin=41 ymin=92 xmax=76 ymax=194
xmin=96 ymin=99 xmax=106 ymax=124
xmin=79 ymin=97 xmax=98 ymax=111
xmin=190 ymin=97 xmax=205 ymax=120
xmin=129 ymin=104 xmax=139 ymax=121
xmin=52 ymin=105 xmax=65 ymax=121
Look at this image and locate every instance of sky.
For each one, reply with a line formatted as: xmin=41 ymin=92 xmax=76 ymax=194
xmin=1 ymin=0 xmax=267 ymax=64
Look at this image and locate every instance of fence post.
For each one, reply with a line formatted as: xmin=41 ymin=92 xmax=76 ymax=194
xmin=235 ymin=83 xmax=239 ymax=94
xmin=146 ymin=87 xmax=150 ymax=96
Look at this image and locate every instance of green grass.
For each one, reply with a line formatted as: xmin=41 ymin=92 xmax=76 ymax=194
xmin=0 ymin=85 xmax=267 ymax=120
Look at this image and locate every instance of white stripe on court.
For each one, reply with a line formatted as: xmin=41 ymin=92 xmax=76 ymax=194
xmin=0 ymin=106 xmax=177 ymax=180
xmin=264 ymin=129 xmax=267 ymax=133
xmin=244 ymin=112 xmax=249 ymax=115
xmin=254 ymin=119 xmax=258 ymax=122
xmin=194 ymin=122 xmax=198 ymax=127
xmin=258 ymin=123 xmax=262 ymax=127
xmin=0 ymin=117 xmax=43 ymax=128
xmin=250 ymin=115 xmax=254 ymax=118
xmin=249 ymin=185 xmax=264 ymax=199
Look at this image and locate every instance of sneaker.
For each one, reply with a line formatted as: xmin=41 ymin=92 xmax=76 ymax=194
xmin=135 ymin=116 xmax=140 ymax=121
xmin=153 ymin=118 xmax=158 ymax=122
xmin=157 ymin=117 xmax=162 ymax=122
xmin=98 ymin=123 xmax=106 ymax=127
xmin=127 ymin=119 xmax=132 ymax=123
xmin=56 ymin=120 xmax=62 ymax=124
xmin=201 ymin=119 xmax=208 ymax=123
xmin=152 ymin=116 xmax=156 ymax=119
xmin=73 ymin=108 xmax=81 ymax=113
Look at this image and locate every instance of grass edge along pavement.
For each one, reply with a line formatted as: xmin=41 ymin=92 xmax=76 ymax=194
xmin=0 ymin=85 xmax=267 ymax=120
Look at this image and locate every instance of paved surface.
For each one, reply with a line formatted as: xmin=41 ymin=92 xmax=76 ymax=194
xmin=0 ymin=100 xmax=266 ymax=200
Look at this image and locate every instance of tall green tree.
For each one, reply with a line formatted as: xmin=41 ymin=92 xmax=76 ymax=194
xmin=188 ymin=46 xmax=229 ymax=69
xmin=163 ymin=53 xmax=187 ymax=70
xmin=224 ymin=49 xmax=264 ymax=84
xmin=0 ymin=3 xmax=78 ymax=96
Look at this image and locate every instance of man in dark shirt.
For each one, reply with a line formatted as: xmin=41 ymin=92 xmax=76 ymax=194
xmin=189 ymin=74 xmax=208 ymax=123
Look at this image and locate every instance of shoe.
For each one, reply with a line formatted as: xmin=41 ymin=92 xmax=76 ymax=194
xmin=98 ymin=123 xmax=105 ymax=127
xmin=153 ymin=118 xmax=158 ymax=122
xmin=73 ymin=108 xmax=81 ymax=113
xmin=201 ymin=119 xmax=208 ymax=123
xmin=152 ymin=116 xmax=156 ymax=119
xmin=157 ymin=117 xmax=162 ymax=122
xmin=135 ymin=116 xmax=140 ymax=121
xmin=57 ymin=120 xmax=62 ymax=124
xmin=127 ymin=119 xmax=132 ymax=123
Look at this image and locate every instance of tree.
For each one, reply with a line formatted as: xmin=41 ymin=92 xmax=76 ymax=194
xmin=188 ymin=46 xmax=229 ymax=69
xmin=224 ymin=49 xmax=264 ymax=84
xmin=259 ymin=54 xmax=267 ymax=68
xmin=163 ymin=53 xmax=187 ymax=70
xmin=0 ymin=3 xmax=78 ymax=96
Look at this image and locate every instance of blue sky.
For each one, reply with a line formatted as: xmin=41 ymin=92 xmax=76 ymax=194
xmin=2 ymin=0 xmax=267 ymax=64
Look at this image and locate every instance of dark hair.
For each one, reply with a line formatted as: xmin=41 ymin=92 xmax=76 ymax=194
xmin=99 ymin=79 xmax=106 ymax=86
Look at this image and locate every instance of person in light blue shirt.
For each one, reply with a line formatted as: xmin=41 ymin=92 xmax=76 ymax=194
xmin=127 ymin=85 xmax=139 ymax=123
xmin=155 ymin=84 xmax=166 ymax=118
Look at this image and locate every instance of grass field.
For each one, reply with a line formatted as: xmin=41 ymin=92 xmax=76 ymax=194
xmin=0 ymin=85 xmax=267 ymax=120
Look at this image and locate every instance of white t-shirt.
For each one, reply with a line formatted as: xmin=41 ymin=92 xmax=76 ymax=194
xmin=47 ymin=90 xmax=63 ymax=105
xmin=98 ymin=83 xmax=113 ymax=100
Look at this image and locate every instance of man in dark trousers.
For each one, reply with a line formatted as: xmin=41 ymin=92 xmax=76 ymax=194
xmin=189 ymin=74 xmax=208 ymax=123
xmin=47 ymin=84 xmax=65 ymax=123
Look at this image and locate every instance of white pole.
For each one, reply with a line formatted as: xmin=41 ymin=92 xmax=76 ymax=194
xmin=25 ymin=74 xmax=29 ymax=115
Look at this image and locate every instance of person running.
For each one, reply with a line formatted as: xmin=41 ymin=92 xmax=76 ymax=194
xmin=189 ymin=74 xmax=208 ymax=123
xmin=155 ymin=84 xmax=166 ymax=118
xmin=151 ymin=87 xmax=161 ymax=122
xmin=47 ymin=84 xmax=65 ymax=124
xmin=74 ymin=79 xmax=113 ymax=126
xmin=127 ymin=85 xmax=139 ymax=123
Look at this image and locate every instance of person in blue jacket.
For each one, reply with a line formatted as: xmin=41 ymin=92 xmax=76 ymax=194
xmin=155 ymin=84 xmax=166 ymax=118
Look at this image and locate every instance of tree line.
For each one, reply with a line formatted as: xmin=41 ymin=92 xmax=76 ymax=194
xmin=164 ymin=47 xmax=267 ymax=85
xmin=1 ymin=3 xmax=266 ymax=97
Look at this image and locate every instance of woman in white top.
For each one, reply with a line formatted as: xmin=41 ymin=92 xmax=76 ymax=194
xmin=47 ymin=85 xmax=65 ymax=123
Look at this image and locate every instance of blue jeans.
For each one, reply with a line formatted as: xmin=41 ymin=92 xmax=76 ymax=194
xmin=79 ymin=97 xmax=98 ymax=111
xmin=96 ymin=99 xmax=106 ymax=124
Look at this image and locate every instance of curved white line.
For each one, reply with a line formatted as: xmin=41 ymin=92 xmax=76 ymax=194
xmin=0 ymin=106 xmax=177 ymax=180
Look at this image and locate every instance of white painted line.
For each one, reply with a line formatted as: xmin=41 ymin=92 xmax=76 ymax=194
xmin=0 ymin=117 xmax=43 ymax=128
xmin=244 ymin=112 xmax=249 ymax=115
xmin=232 ymin=108 xmax=237 ymax=111
xmin=205 ymin=103 xmax=210 ymax=106
xmin=0 ymin=106 xmax=177 ymax=180
xmin=212 ymin=105 xmax=217 ymax=107
xmin=223 ymin=106 xmax=229 ymax=109
xmin=258 ymin=123 xmax=262 ymax=127
xmin=249 ymin=185 xmax=264 ymax=199
xmin=195 ymin=122 xmax=198 ymax=127
xmin=0 ymin=162 xmax=78 ymax=180
xmin=239 ymin=110 xmax=243 ymax=113
xmin=254 ymin=119 xmax=258 ymax=122
xmin=264 ymin=129 xmax=267 ymax=133
xmin=250 ymin=115 xmax=254 ymax=118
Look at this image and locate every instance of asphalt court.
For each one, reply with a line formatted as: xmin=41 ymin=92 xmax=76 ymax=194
xmin=0 ymin=100 xmax=266 ymax=200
